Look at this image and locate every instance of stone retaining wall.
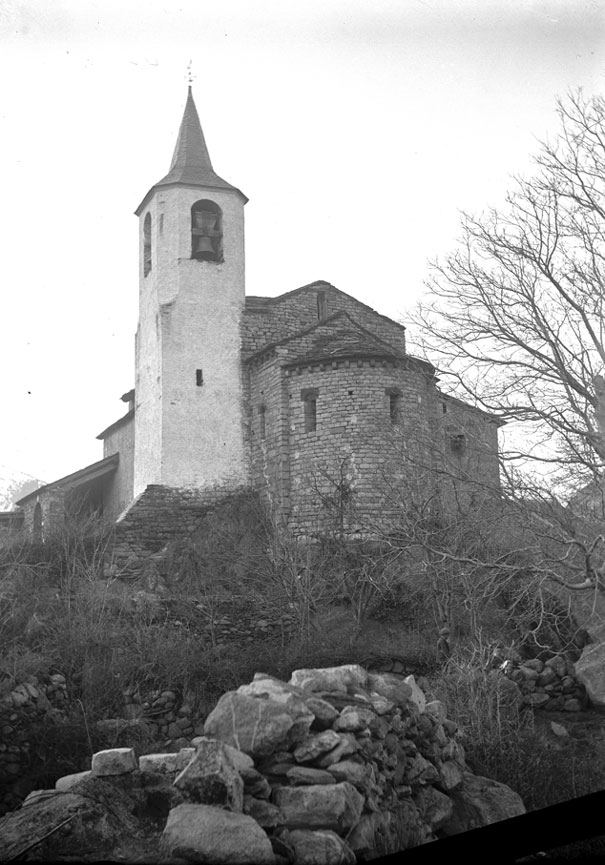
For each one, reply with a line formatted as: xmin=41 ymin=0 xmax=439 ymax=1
xmin=0 ymin=674 xmax=69 ymax=814
xmin=109 ymin=485 xmax=253 ymax=578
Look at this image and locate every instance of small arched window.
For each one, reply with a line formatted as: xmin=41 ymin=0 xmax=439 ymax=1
xmin=317 ymin=291 xmax=328 ymax=321
xmin=191 ymin=200 xmax=223 ymax=263
xmin=385 ymin=387 xmax=402 ymax=424
xmin=143 ymin=212 xmax=152 ymax=277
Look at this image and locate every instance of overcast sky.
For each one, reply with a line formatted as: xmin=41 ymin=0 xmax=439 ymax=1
xmin=0 ymin=0 xmax=604 ymax=491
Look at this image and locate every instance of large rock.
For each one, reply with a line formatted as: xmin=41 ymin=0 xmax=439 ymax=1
xmin=576 ymin=640 xmax=605 ymax=706
xmin=272 ymin=782 xmax=364 ymax=832
xmin=288 ymin=829 xmax=356 ymax=865
xmin=289 ymin=665 xmax=368 ymax=694
xmin=0 ymin=784 xmax=141 ymax=861
xmin=174 ymin=738 xmax=244 ymax=810
xmin=162 ymin=803 xmax=275 ymax=864
xmin=204 ymin=689 xmax=314 ymax=757
xmin=440 ymin=772 xmax=526 ymax=835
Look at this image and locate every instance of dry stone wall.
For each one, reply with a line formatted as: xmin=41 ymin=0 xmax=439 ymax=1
xmin=1 ymin=665 xmax=527 ymax=863
xmin=0 ymin=674 xmax=69 ymax=815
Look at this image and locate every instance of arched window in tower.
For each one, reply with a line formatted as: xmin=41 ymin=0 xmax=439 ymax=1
xmin=191 ymin=200 xmax=223 ymax=263
xmin=143 ymin=212 xmax=152 ymax=277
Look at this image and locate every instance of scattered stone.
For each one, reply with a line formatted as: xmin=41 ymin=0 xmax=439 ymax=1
xmin=563 ymin=698 xmax=583 ymax=713
xmin=288 ymin=828 xmax=356 ymax=865
xmin=293 ymin=730 xmax=341 ymax=763
xmin=272 ymin=781 xmax=364 ymax=832
xmin=316 ymin=734 xmax=359 ymax=767
xmin=550 ymin=722 xmax=569 ymax=737
xmin=367 ymin=672 xmax=413 ymax=706
xmin=162 ymin=803 xmax=275 ymax=864
xmin=545 ymin=655 xmax=567 ymax=678
xmin=173 ymin=738 xmax=244 ymax=811
xmin=523 ymin=659 xmax=544 ymax=673
xmin=327 ymin=760 xmax=371 ymax=791
xmin=404 ymin=676 xmax=427 ymax=712
xmin=424 ymin=700 xmax=447 ymax=722
xmin=414 ymin=785 xmax=454 ymax=832
xmin=289 ymin=665 xmax=368 ymax=694
xmin=437 ymin=761 xmax=463 ymax=792
xmin=304 ymin=696 xmax=340 ymax=729
xmin=333 ymin=706 xmax=376 ymax=732
xmin=91 ymin=748 xmax=137 ymax=776
xmin=286 ymin=766 xmax=336 ymax=786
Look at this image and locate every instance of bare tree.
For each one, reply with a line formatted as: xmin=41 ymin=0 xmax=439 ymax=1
xmin=410 ymin=91 xmax=605 ymax=487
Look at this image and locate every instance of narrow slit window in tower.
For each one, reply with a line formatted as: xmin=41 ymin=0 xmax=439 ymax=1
xmin=143 ymin=212 xmax=152 ymax=277
xmin=196 ymin=369 xmax=203 ymax=387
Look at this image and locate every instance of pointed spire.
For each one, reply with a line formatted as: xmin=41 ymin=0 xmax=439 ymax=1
xmin=135 ymin=87 xmax=246 ymax=215
xmin=161 ymin=86 xmax=217 ymax=185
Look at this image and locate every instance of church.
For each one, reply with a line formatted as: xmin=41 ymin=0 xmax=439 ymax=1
xmin=11 ymin=88 xmax=501 ymax=553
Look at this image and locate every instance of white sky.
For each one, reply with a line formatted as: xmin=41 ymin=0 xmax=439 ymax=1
xmin=0 ymin=0 xmax=604 ymax=489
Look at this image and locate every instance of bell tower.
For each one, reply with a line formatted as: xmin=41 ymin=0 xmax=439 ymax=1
xmin=133 ymin=87 xmax=249 ymax=497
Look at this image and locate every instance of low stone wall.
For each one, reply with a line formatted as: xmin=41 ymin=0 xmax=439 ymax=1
xmin=1 ymin=666 xmax=526 ymax=863
xmin=500 ymin=653 xmax=587 ymax=712
xmin=0 ymin=674 xmax=69 ymax=815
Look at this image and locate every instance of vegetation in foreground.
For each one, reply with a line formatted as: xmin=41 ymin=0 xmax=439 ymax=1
xmin=2 ymin=500 xmax=605 ymax=845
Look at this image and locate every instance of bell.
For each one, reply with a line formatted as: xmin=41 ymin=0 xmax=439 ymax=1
xmin=194 ymin=236 xmax=215 ymax=256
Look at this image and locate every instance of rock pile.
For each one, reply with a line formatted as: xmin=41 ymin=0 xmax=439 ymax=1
xmin=1 ymin=665 xmax=526 ymax=863
xmin=0 ymin=673 xmax=69 ymax=814
xmin=501 ymin=653 xmax=587 ymax=712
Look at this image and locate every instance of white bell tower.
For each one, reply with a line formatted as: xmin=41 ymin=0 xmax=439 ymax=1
xmin=133 ymin=87 xmax=249 ymax=497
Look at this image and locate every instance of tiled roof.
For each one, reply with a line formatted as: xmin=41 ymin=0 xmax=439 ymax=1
xmin=135 ymin=87 xmax=247 ymax=215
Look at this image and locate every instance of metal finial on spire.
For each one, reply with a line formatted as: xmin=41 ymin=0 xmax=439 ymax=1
xmin=186 ymin=60 xmax=195 ymax=86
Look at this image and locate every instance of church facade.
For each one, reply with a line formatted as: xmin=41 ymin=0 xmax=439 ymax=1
xmin=13 ymin=89 xmax=501 ymax=549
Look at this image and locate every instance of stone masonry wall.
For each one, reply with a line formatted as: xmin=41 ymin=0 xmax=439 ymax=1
xmin=242 ymin=283 xmax=408 ymax=357
xmin=285 ymin=359 xmax=436 ymax=535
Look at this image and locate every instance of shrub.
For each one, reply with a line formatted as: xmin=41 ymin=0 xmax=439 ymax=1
xmin=428 ymin=639 xmax=605 ymax=813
